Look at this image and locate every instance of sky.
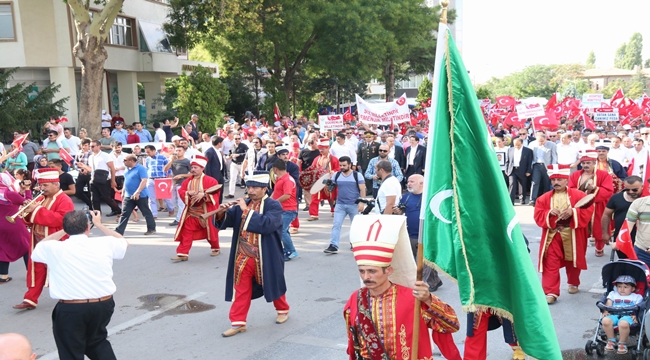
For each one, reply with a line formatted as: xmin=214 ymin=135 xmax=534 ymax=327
xmin=461 ymin=0 xmax=650 ymax=84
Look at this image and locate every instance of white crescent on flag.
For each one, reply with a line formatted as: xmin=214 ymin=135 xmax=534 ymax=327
xmin=429 ymin=190 xmax=453 ymax=224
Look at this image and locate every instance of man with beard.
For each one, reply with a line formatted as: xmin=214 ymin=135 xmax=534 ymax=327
xmin=595 ymin=144 xmax=627 ymax=194
xmin=534 ymin=165 xmax=593 ymax=304
xmin=569 ymin=149 xmax=614 ymax=257
xmin=364 ymin=144 xmax=403 ymax=199
xmin=602 ymin=176 xmax=643 ymax=259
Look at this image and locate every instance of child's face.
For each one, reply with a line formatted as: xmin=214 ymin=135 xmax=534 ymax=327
xmin=617 ymin=282 xmax=636 ymax=296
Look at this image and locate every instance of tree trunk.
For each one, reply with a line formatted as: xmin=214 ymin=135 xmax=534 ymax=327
xmin=384 ymin=60 xmax=395 ymax=102
xmin=77 ymin=38 xmax=107 ymax=141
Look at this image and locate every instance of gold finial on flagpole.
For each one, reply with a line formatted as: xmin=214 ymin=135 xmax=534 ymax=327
xmin=440 ymin=0 xmax=449 ymax=24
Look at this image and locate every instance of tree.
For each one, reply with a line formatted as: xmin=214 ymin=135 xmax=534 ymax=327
xmin=174 ymin=65 xmax=230 ymax=134
xmin=622 ymin=33 xmax=643 ymax=70
xmin=586 ymin=51 xmax=596 ymax=69
xmin=484 ymin=64 xmax=585 ymax=99
xmin=645 ymin=59 xmax=650 ymax=69
xmin=0 ymin=68 xmax=68 ymax=140
xmin=614 ymin=43 xmax=627 ymax=69
xmin=416 ymin=77 xmax=432 ymax=103
xmin=602 ymin=72 xmax=647 ymax=99
xmin=474 ymin=85 xmax=492 ymax=100
xmin=222 ymin=70 xmax=256 ymax=121
xmin=66 ymin=0 xmax=124 ymax=140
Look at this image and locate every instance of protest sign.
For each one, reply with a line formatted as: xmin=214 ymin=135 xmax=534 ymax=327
xmin=319 ymin=115 xmax=344 ymax=130
xmin=356 ymin=94 xmax=411 ymax=125
xmin=581 ymin=93 xmax=604 ymax=108
xmin=516 ymin=102 xmax=545 ymax=119
xmin=593 ymin=108 xmax=619 ymax=122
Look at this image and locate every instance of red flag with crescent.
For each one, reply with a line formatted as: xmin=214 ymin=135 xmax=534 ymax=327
xmin=616 ymin=221 xmax=637 ymax=260
xmin=154 ymin=178 xmax=173 ymax=199
xmin=610 ymin=88 xmax=625 ymax=107
xmin=545 ymin=93 xmax=557 ymax=110
xmin=533 ymin=111 xmax=559 ymax=129
xmin=503 ymin=112 xmax=525 ymax=128
xmin=181 ymin=126 xmax=191 ymax=140
xmin=59 ymin=147 xmax=74 ymax=166
xmin=496 ymin=96 xmax=516 ymax=107
xmin=343 ymin=108 xmax=354 ymax=121
xmin=12 ymin=133 xmax=28 ymax=152
xmin=581 ymin=111 xmax=596 ymax=130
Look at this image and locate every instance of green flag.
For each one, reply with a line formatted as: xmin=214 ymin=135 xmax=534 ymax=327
xmin=421 ymin=24 xmax=561 ymax=359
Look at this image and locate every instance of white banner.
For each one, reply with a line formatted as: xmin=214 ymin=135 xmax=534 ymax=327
xmin=581 ymin=93 xmax=604 ymax=108
xmin=515 ymin=102 xmax=545 ymax=119
xmin=356 ymin=94 xmax=411 ymax=125
xmin=318 ymin=115 xmax=344 ymax=130
xmin=592 ymin=108 xmax=619 ymax=122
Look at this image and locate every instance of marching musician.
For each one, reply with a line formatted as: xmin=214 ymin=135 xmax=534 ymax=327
xmin=535 ymin=164 xmax=593 ymax=304
xmin=306 ymin=138 xmax=340 ymax=221
xmin=13 ymin=168 xmax=74 ymax=310
xmin=595 ymin=143 xmax=627 ymax=193
xmin=569 ymin=149 xmax=614 ymax=257
xmin=0 ymin=173 xmax=31 ymax=284
xmin=171 ymin=155 xmax=221 ymax=262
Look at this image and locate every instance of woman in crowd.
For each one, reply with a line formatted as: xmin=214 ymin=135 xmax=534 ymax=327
xmin=0 ymin=172 xmax=31 ymax=284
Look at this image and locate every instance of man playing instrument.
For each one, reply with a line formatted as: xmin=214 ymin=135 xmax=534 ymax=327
xmin=171 ymin=155 xmax=221 ymax=261
xmin=534 ymin=164 xmax=594 ymax=304
xmin=343 ymin=215 xmax=461 ymax=360
xmin=595 ymin=143 xmax=627 ymax=194
xmin=569 ymin=149 xmax=614 ymax=257
xmin=307 ymin=138 xmax=340 ymax=221
xmin=13 ymin=168 xmax=74 ymax=310
xmin=214 ymin=172 xmax=289 ymax=337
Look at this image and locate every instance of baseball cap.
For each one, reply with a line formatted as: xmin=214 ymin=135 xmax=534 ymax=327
xmin=172 ymin=135 xmax=183 ymax=141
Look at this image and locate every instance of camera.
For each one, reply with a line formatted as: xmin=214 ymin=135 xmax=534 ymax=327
xmin=355 ymin=198 xmax=375 ymax=215
xmin=323 ymin=179 xmax=337 ymax=193
xmin=396 ymin=203 xmax=407 ymax=212
xmin=82 ymin=206 xmax=94 ymax=229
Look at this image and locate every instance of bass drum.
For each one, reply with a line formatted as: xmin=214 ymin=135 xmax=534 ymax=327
xmin=299 ymin=166 xmax=328 ymax=191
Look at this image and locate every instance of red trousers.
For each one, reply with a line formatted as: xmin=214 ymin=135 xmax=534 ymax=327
xmin=24 ymin=261 xmax=47 ymax=305
xmin=175 ymin=217 xmax=219 ymax=256
xmin=308 ymin=189 xmax=335 ymax=217
xmin=433 ymin=332 xmax=462 ymax=360
xmin=291 ymin=216 xmax=299 ymax=229
xmin=463 ymin=313 xmax=516 ymax=360
xmin=542 ymin=234 xmax=581 ymax=298
xmin=229 ymin=257 xmax=289 ymax=327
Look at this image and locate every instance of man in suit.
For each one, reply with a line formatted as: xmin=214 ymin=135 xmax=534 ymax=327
xmin=505 ymin=138 xmax=533 ymax=205
xmin=205 ymin=136 xmax=226 ymax=204
xmin=357 ymin=130 xmax=380 ymax=191
xmin=514 ymin=128 xmax=536 ymax=147
xmin=386 ymin=134 xmax=406 ymax=175
xmin=527 ymin=132 xmax=558 ymax=206
xmin=405 ymin=135 xmax=427 ymax=179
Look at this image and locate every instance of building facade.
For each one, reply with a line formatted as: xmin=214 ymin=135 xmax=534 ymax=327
xmin=0 ymin=0 xmax=219 ymax=132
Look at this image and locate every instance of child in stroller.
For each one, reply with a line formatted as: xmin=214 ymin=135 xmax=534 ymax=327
xmin=602 ymin=275 xmax=644 ymax=354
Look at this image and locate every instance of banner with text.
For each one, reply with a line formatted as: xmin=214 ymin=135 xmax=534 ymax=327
xmin=582 ymin=93 xmax=604 ymax=108
xmin=593 ymin=108 xmax=619 ymax=122
xmin=356 ymin=93 xmax=411 ymax=125
xmin=319 ymin=115 xmax=344 ymax=130
xmin=515 ymin=102 xmax=545 ymax=119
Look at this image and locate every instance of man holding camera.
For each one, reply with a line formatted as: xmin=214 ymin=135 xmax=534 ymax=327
xmin=324 ymin=156 xmax=366 ymax=254
xmin=393 ymin=174 xmax=442 ymax=291
xmin=31 ymin=210 xmax=128 ymax=360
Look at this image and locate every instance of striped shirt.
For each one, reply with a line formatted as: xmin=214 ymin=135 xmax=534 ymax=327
xmin=626 ymin=197 xmax=650 ymax=250
xmin=145 ymin=154 xmax=171 ymax=179
xmin=364 ymin=157 xmax=403 ymax=189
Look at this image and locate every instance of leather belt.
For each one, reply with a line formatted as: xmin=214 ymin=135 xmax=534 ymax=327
xmin=59 ymin=295 xmax=112 ymax=304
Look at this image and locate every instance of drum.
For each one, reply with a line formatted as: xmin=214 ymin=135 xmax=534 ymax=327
xmin=575 ymin=193 xmax=595 ymax=208
xmin=310 ymin=173 xmax=332 ymax=194
xmin=299 ymin=166 xmax=328 ymax=191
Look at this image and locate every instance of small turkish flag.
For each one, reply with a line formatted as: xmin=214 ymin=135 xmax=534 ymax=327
xmin=503 ymin=112 xmax=525 ymax=127
xmin=616 ymin=221 xmax=637 ymax=260
xmin=59 ymin=148 xmax=74 ymax=166
xmin=496 ymin=96 xmax=516 ymax=107
xmin=181 ymin=127 xmax=191 ymax=140
xmin=610 ymin=88 xmax=625 ymax=107
xmin=582 ymin=112 xmax=596 ymax=130
xmin=274 ymin=103 xmax=281 ymax=122
xmin=154 ymin=178 xmax=173 ymax=200
xmin=12 ymin=133 xmax=27 ymax=152
xmin=395 ymin=94 xmax=406 ymax=106
xmin=343 ymin=108 xmax=354 ymax=121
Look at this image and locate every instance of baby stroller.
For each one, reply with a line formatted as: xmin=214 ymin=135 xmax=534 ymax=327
xmin=585 ymin=258 xmax=650 ymax=358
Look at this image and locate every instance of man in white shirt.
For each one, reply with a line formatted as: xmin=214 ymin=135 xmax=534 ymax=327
xmin=64 ymin=128 xmax=81 ymax=157
xmin=345 ymin=129 xmax=359 ymax=151
xmin=196 ymin=133 xmax=213 ymax=154
xmin=556 ymin=133 xmax=580 ymax=170
xmin=374 ymin=159 xmax=402 ymax=215
xmin=608 ymin=136 xmax=633 ymax=168
xmin=32 ymin=210 xmax=128 ymax=360
xmin=180 ymin=138 xmax=201 ymax=160
xmin=110 ymin=142 xmax=126 ymax=199
xmin=630 ymin=139 xmax=648 ymax=177
xmin=571 ymin=130 xmax=586 ymax=150
xmin=101 ymin=110 xmax=112 ymax=128
xmin=153 ymin=122 xmax=166 ymax=143
xmin=494 ymin=137 xmax=508 ymax=184
xmin=330 ymin=132 xmax=354 ymax=162
xmin=77 ymin=140 xmax=121 ymax=216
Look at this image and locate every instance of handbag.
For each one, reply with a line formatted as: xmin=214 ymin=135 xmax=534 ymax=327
xmin=92 ymin=169 xmax=110 ymax=184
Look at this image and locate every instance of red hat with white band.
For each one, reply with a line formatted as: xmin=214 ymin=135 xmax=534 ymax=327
xmin=547 ymin=164 xmax=570 ymax=180
xmin=317 ymin=138 xmax=330 ymax=148
xmin=36 ymin=168 xmax=60 ymax=183
xmin=191 ymin=155 xmax=208 ymax=168
xmin=579 ymin=149 xmax=598 ymax=163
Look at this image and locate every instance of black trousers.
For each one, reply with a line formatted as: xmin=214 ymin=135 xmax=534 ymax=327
xmin=529 ymin=163 xmax=550 ymax=203
xmin=0 ymin=253 xmax=29 ymax=275
xmin=508 ymin=169 xmax=528 ymax=204
xmin=75 ymin=173 xmax=93 ymax=207
xmin=116 ymin=196 xmax=156 ymax=234
xmin=52 ymin=297 xmax=117 ymax=360
xmin=90 ymin=181 xmax=120 ymax=214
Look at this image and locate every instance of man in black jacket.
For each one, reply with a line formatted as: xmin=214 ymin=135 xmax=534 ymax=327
xmin=205 ymin=136 xmax=226 ymax=204
xmin=226 ymin=134 xmax=249 ymax=199
xmin=357 ymin=130 xmax=380 ymax=192
xmin=505 ymin=138 xmax=533 ymax=205
xmin=404 ymin=135 xmax=427 ymax=179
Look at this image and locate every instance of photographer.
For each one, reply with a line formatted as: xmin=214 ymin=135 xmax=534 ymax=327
xmin=324 ymin=156 xmax=366 ymax=254
xmin=31 ymin=210 xmax=128 ymax=360
xmin=393 ymin=174 xmax=443 ymax=292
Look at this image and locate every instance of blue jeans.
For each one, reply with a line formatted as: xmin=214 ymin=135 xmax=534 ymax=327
xmin=171 ymin=184 xmax=185 ymax=222
xmin=147 ymin=179 xmax=173 ymax=217
xmin=330 ymin=203 xmax=359 ymax=248
xmin=281 ymin=211 xmax=298 ymax=253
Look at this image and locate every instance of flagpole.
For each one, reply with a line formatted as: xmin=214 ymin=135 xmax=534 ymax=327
xmin=411 ymin=2 xmax=449 ymax=359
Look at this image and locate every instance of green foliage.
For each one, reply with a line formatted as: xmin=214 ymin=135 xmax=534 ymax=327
xmin=0 ymin=68 xmax=68 ymax=139
xmin=416 ymin=77 xmax=432 ymax=103
xmin=560 ymin=80 xmax=590 ymax=99
xmin=474 ymin=85 xmax=492 ymax=100
xmin=309 ymin=109 xmax=318 ymax=120
xmin=483 ymin=64 xmax=586 ymax=99
xmin=645 ymin=59 xmax=650 ymax=69
xmin=174 ymin=65 xmax=230 ymax=133
xmin=614 ymin=43 xmax=627 ymax=69
xmin=602 ymin=72 xmax=647 ymax=99
xmin=622 ymin=33 xmax=643 ymax=70
xmin=222 ymin=70 xmax=256 ymax=121
xmin=586 ymin=51 xmax=596 ymax=69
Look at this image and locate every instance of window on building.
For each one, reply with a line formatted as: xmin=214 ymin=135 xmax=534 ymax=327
xmin=138 ymin=19 xmax=172 ymax=53
xmin=0 ymin=3 xmax=16 ymax=41
xmin=109 ymin=16 xmax=134 ymax=47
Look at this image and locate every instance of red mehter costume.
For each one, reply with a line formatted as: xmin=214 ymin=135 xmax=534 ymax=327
xmin=568 ymin=150 xmax=613 ymax=253
xmin=535 ymin=165 xmax=593 ymax=301
xmin=173 ymin=156 xmax=220 ymax=257
xmin=21 ymin=169 xmax=74 ymax=307
xmin=308 ymin=139 xmax=340 ymax=218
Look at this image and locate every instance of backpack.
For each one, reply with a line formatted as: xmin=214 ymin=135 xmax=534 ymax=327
xmin=334 ymin=170 xmax=361 ymax=194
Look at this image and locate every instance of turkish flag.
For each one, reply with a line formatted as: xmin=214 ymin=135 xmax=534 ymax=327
xmin=549 ymin=105 xmax=563 ymax=118
xmin=581 ymin=112 xmax=596 ymax=130
xmin=616 ymin=221 xmax=637 ymax=260
xmin=533 ymin=111 xmax=559 ymax=129
xmin=546 ymin=93 xmax=557 ymax=110
xmin=642 ymin=97 xmax=650 ymax=112
xmin=621 ymin=115 xmax=631 ymax=126
xmin=154 ymin=178 xmax=173 ymax=200
xmin=410 ymin=114 xmax=418 ymax=126
xmin=274 ymin=103 xmax=281 ymax=122
xmin=503 ymin=112 xmax=525 ymax=128
xmin=181 ymin=127 xmax=191 ymax=140
xmin=610 ymin=88 xmax=625 ymax=107
xmin=59 ymin=148 xmax=74 ymax=166
xmin=343 ymin=108 xmax=354 ymax=121
xmin=496 ymin=96 xmax=516 ymax=107
xmin=12 ymin=133 xmax=28 ymax=152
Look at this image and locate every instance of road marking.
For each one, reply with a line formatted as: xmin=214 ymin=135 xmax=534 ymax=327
xmin=39 ymin=292 xmax=207 ymax=360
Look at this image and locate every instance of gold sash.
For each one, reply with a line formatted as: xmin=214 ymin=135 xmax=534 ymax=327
xmin=546 ymin=191 xmax=574 ymax=262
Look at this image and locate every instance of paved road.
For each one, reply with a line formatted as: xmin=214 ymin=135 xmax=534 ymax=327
xmin=0 ymin=189 xmax=622 ymax=359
